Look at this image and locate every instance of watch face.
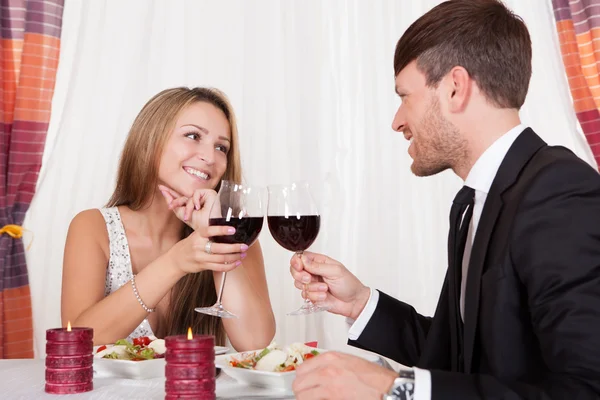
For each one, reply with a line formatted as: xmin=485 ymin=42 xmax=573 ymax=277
xmin=391 ymin=376 xmax=415 ymax=400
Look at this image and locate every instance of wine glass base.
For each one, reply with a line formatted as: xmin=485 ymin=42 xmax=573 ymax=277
xmin=195 ymin=304 xmax=238 ymax=319
xmin=287 ymin=302 xmax=330 ymax=316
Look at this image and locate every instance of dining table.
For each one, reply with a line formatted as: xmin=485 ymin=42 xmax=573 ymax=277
xmin=0 ymin=358 xmax=296 ymax=399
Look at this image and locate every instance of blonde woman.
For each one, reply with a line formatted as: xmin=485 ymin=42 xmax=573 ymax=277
xmin=61 ymin=87 xmax=275 ymax=350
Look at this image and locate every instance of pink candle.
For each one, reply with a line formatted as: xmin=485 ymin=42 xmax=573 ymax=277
xmin=165 ymin=328 xmax=216 ymax=400
xmin=45 ymin=322 xmax=93 ymax=394
xmin=165 ymin=363 xmax=215 ymax=380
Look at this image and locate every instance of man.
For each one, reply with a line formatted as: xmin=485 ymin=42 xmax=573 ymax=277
xmin=290 ymin=0 xmax=600 ymax=399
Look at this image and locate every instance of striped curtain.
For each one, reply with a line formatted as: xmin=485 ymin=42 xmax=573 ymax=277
xmin=553 ymin=0 xmax=600 ymax=167
xmin=0 ymin=0 xmax=64 ymax=358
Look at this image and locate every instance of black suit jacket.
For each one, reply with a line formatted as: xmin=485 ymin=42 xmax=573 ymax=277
xmin=350 ymin=129 xmax=600 ymax=399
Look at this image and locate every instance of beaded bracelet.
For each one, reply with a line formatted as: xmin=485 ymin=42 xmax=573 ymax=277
xmin=131 ymin=275 xmax=155 ymax=313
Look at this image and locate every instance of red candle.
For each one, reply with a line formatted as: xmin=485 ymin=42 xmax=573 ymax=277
xmin=165 ymin=328 xmax=216 ymax=400
xmin=45 ymin=354 xmax=93 ymax=369
xmin=45 ymin=322 xmax=93 ymax=394
xmin=165 ymin=363 xmax=215 ymax=380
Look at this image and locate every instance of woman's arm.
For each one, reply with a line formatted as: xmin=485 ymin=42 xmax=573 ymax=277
xmin=216 ymin=240 xmax=276 ymax=351
xmin=61 ymin=209 xmax=185 ymax=345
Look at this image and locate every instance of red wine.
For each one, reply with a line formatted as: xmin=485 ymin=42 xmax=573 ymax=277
xmin=267 ymin=215 xmax=320 ymax=252
xmin=209 ymin=217 xmax=263 ymax=246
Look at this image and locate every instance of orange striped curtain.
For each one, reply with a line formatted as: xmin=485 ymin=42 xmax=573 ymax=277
xmin=0 ymin=0 xmax=64 ymax=358
xmin=553 ymin=0 xmax=600 ymax=167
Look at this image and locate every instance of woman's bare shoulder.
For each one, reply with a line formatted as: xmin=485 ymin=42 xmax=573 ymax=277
xmin=66 ymin=208 xmax=109 ymax=257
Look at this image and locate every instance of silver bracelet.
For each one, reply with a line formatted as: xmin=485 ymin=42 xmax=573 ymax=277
xmin=131 ymin=275 xmax=155 ymax=313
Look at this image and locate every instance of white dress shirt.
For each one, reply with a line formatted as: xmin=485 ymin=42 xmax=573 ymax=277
xmin=347 ymin=124 xmax=526 ymax=400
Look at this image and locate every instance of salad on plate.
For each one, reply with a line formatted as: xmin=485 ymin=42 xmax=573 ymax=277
xmin=94 ymin=336 xmax=166 ymax=361
xmin=228 ymin=342 xmax=319 ymax=372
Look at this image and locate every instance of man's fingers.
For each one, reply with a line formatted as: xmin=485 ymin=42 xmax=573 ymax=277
xmin=302 ymin=251 xmax=339 ymax=265
xmin=296 ymin=352 xmax=342 ymax=381
xmin=302 ymin=256 xmax=342 ymax=280
xmin=290 ymin=265 xmax=315 ymax=284
xmin=290 ymin=254 xmax=304 ymax=271
xmin=293 ymin=279 xmax=328 ymax=293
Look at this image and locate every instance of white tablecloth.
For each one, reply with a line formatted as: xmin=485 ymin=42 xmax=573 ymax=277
xmin=0 ymin=359 xmax=295 ymax=399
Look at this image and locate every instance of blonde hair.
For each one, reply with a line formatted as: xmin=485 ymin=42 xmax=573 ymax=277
xmin=107 ymin=87 xmax=243 ymax=343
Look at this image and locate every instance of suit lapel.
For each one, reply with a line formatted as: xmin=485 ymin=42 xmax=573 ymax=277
xmin=462 ymin=128 xmax=546 ymax=372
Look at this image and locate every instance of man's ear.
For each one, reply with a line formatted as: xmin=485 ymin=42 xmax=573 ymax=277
xmin=445 ymin=66 xmax=471 ymax=113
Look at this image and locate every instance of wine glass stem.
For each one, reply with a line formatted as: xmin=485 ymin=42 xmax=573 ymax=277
xmin=216 ymin=271 xmax=228 ymax=305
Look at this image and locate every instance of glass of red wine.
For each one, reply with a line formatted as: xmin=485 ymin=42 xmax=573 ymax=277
xmin=195 ymin=180 xmax=264 ymax=319
xmin=267 ymin=181 xmax=325 ymax=316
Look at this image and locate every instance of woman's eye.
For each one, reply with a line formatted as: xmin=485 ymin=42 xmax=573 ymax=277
xmin=216 ymin=145 xmax=229 ymax=153
xmin=185 ymin=132 xmax=200 ymax=140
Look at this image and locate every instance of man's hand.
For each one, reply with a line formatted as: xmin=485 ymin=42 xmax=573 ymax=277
xmin=293 ymin=351 xmax=397 ymax=400
xmin=290 ymin=252 xmax=371 ymax=319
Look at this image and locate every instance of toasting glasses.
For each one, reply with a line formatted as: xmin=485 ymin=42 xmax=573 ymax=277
xmin=267 ymin=182 xmax=327 ymax=316
xmin=194 ymin=180 xmax=264 ymax=319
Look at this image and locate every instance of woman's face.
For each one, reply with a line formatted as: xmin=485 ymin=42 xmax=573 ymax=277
xmin=158 ymin=101 xmax=231 ymax=197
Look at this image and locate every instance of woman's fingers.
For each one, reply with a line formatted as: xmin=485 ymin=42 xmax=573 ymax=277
xmin=184 ymin=197 xmax=195 ymax=221
xmin=201 ymin=261 xmax=242 ymax=272
xmin=194 ymin=239 xmax=247 ymax=255
xmin=169 ymin=196 xmax=189 ymax=210
xmin=158 ymin=184 xmax=182 ymax=199
xmin=204 ymin=225 xmax=237 ymax=239
xmin=192 ymin=190 xmax=205 ymax=211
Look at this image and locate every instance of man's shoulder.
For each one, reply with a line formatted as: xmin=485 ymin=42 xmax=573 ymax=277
xmin=510 ymin=143 xmax=600 ymax=205
xmin=529 ymin=144 xmax=599 ymax=181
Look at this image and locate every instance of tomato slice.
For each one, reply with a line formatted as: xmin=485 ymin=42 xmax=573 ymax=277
xmin=303 ymin=353 xmax=315 ymax=360
xmin=304 ymin=341 xmax=318 ymax=348
xmin=96 ymin=345 xmax=107 ymax=353
xmin=281 ymin=365 xmax=296 ymax=372
xmin=133 ymin=336 xmax=151 ymax=347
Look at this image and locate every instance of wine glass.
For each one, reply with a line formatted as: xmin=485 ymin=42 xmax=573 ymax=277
xmin=267 ymin=181 xmax=326 ymax=316
xmin=195 ymin=180 xmax=264 ymax=319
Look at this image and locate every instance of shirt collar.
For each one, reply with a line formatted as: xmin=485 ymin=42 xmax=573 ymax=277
xmin=464 ymin=124 xmax=526 ymax=195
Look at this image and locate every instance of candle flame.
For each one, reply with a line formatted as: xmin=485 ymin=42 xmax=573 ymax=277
xmin=187 ymin=327 xmax=193 ymax=340
xmin=67 ymin=321 xmax=72 ymax=332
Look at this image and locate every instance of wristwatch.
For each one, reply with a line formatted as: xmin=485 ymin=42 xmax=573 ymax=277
xmin=382 ymin=368 xmax=415 ymax=400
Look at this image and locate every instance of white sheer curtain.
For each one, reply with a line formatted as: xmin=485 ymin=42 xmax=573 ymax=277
xmin=25 ymin=0 xmax=595 ymax=357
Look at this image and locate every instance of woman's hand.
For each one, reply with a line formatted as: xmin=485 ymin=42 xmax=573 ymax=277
xmin=167 ymin=230 xmax=248 ymax=274
xmin=158 ymin=184 xmax=245 ymax=274
xmin=158 ymin=184 xmax=218 ymax=234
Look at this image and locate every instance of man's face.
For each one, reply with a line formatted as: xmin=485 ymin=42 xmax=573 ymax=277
xmin=392 ymin=61 xmax=465 ymax=177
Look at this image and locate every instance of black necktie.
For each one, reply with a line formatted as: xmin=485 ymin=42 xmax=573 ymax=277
xmin=448 ymin=185 xmax=475 ymax=372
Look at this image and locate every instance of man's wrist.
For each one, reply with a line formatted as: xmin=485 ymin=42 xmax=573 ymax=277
xmin=382 ymin=369 xmax=415 ymax=400
xmin=349 ymin=285 xmax=371 ymax=320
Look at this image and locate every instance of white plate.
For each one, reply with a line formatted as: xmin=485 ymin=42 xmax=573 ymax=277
xmin=93 ymin=357 xmax=165 ymax=379
xmin=93 ymin=345 xmax=230 ymax=379
xmin=215 ymin=348 xmax=381 ymax=395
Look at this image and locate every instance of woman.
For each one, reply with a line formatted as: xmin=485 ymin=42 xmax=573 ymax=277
xmin=61 ymin=87 xmax=275 ymax=350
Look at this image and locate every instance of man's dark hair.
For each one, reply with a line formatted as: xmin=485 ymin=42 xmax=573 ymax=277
xmin=394 ymin=0 xmax=532 ymax=109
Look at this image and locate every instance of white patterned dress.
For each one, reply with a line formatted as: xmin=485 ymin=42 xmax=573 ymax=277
xmin=100 ymin=207 xmax=156 ymax=341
